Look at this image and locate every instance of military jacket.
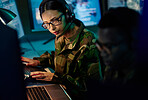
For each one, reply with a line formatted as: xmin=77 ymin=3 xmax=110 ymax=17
xmin=34 ymin=21 xmax=101 ymax=96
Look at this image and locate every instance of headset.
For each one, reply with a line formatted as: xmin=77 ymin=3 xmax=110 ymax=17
xmin=41 ymin=0 xmax=75 ymax=22
xmin=40 ymin=0 xmax=75 ymax=39
xmin=57 ymin=0 xmax=75 ymax=39
xmin=64 ymin=3 xmax=75 ymax=23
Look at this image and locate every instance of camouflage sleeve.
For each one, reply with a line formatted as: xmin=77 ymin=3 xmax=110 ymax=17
xmin=78 ymin=43 xmax=103 ymax=81
xmin=52 ymin=69 xmax=88 ymax=94
xmin=52 ymin=43 xmax=102 ymax=93
xmin=33 ymin=51 xmax=54 ymax=68
xmin=67 ymin=45 xmax=102 ymax=92
xmin=52 ymin=30 xmax=103 ymax=93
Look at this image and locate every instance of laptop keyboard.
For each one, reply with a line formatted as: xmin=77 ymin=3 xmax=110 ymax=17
xmin=24 ymin=65 xmax=46 ymax=79
xmin=27 ymin=86 xmax=51 ymax=100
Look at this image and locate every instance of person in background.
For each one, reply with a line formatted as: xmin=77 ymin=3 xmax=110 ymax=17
xmin=21 ymin=0 xmax=102 ymax=99
xmin=96 ymin=7 xmax=145 ymax=99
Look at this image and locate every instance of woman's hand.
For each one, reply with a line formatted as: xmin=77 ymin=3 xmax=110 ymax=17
xmin=21 ymin=57 xmax=40 ymax=66
xmin=30 ymin=71 xmax=54 ymax=81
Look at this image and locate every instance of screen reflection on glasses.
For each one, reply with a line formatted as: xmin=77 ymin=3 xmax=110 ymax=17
xmin=96 ymin=40 xmax=122 ymax=51
xmin=42 ymin=13 xmax=64 ymax=29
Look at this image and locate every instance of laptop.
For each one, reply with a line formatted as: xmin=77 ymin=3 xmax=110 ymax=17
xmin=26 ymin=84 xmax=71 ymax=100
xmin=23 ymin=65 xmax=71 ymax=100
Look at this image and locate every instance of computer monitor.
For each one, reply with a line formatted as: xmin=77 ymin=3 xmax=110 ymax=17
xmin=28 ymin=0 xmax=102 ymax=32
xmin=0 ymin=21 xmax=26 ymax=100
xmin=107 ymin=0 xmax=144 ymax=13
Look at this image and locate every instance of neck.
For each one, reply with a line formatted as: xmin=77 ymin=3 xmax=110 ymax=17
xmin=64 ymin=23 xmax=79 ymax=41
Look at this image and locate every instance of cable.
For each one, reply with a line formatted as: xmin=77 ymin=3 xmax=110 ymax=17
xmin=25 ymin=35 xmax=41 ymax=56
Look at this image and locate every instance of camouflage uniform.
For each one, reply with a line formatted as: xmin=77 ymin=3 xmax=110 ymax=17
xmin=34 ymin=21 xmax=102 ymax=99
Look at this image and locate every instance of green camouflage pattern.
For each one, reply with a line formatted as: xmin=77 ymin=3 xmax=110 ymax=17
xmin=35 ymin=22 xmax=102 ymax=96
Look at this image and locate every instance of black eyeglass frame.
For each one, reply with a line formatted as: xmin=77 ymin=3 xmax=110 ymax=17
xmin=42 ymin=13 xmax=64 ymax=29
xmin=96 ymin=39 xmax=126 ymax=51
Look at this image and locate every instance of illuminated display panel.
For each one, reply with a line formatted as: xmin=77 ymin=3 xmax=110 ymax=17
xmin=29 ymin=0 xmax=102 ymax=32
xmin=108 ymin=0 xmax=144 ymax=13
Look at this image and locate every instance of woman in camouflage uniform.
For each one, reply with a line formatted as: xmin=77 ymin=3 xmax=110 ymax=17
xmin=22 ymin=0 xmax=102 ymax=99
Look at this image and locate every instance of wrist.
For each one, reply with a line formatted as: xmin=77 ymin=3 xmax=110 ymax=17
xmin=52 ymin=73 xmax=58 ymax=80
xmin=35 ymin=60 xmax=40 ymax=66
xmin=47 ymin=72 xmax=54 ymax=81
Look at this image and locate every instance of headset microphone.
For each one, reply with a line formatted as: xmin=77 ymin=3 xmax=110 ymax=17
xmin=57 ymin=18 xmax=74 ymax=39
xmin=57 ymin=1 xmax=75 ymax=39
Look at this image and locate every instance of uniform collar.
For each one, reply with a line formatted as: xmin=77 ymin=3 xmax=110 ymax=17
xmin=55 ymin=21 xmax=85 ymax=54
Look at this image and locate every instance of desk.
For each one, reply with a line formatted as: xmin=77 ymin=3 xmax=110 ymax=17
xmin=19 ymin=34 xmax=55 ymax=58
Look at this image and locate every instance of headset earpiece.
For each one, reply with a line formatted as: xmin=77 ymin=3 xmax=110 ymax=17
xmin=65 ymin=4 xmax=75 ymax=22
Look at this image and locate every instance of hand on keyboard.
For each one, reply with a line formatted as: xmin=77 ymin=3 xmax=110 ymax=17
xmin=30 ymin=71 xmax=54 ymax=81
xmin=21 ymin=57 xmax=40 ymax=66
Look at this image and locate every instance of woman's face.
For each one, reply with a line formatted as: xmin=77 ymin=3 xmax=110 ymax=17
xmin=41 ymin=10 xmax=67 ymax=36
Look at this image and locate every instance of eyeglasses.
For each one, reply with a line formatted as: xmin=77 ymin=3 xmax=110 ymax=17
xmin=96 ymin=40 xmax=124 ymax=53
xmin=42 ymin=14 xmax=64 ymax=29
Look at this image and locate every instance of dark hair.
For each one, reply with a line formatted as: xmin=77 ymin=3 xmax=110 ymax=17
xmin=39 ymin=0 xmax=75 ymax=22
xmin=98 ymin=7 xmax=140 ymax=32
xmin=98 ymin=7 xmax=140 ymax=49
xmin=39 ymin=0 xmax=67 ymax=17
